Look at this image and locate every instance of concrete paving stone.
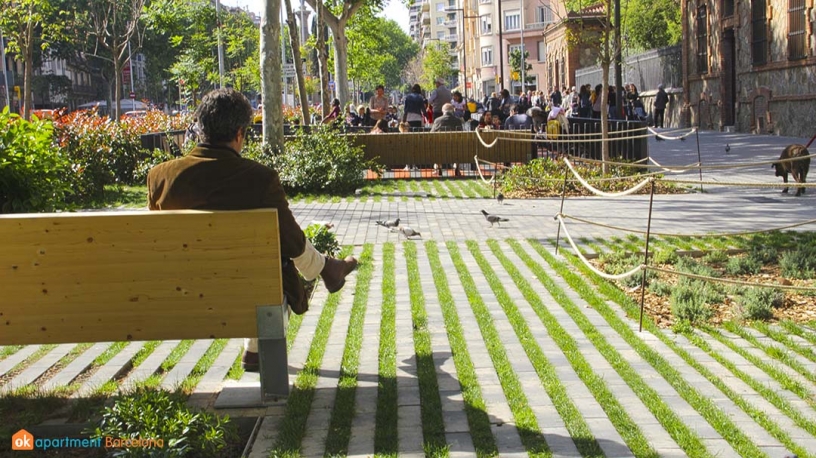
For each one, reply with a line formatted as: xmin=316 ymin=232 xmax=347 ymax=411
xmin=74 ymin=341 xmax=144 ymax=397
xmin=445 ymin=432 xmax=477 ymax=454
xmin=247 ymin=415 xmax=283 ymax=458
xmin=41 ymin=342 xmax=111 ymax=392
xmin=0 ymin=345 xmax=41 ymax=378
xmin=3 ymin=343 xmax=75 ymax=392
xmin=120 ymin=340 xmax=181 ymax=390
xmin=160 ymin=339 xmax=213 ymax=390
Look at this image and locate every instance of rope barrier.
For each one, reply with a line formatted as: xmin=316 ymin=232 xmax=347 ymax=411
xmin=646 ymin=126 xmax=698 ymax=140
xmin=559 ymin=213 xmax=816 ymax=237
xmin=660 ymin=178 xmax=816 ymax=188
xmin=645 ymin=266 xmax=816 ymax=292
xmin=474 ymin=128 xmax=500 ymax=148
xmin=648 ymin=157 xmax=702 ymax=174
xmin=474 ymin=156 xmax=667 ymax=185
xmin=473 ymin=155 xmax=497 ymax=184
xmin=564 ymin=158 xmax=655 ymax=197
xmin=498 ymin=124 xmax=654 ymax=138
xmin=572 ymin=152 xmax=816 ymax=171
xmin=558 ymin=215 xmax=816 ymax=292
xmin=555 ymin=214 xmax=644 ymax=280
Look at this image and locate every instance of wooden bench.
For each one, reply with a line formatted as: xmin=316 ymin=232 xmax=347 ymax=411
xmin=0 ymin=209 xmax=289 ymax=401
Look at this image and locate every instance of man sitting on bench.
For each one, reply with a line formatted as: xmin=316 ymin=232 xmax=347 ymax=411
xmin=146 ymin=88 xmax=358 ymax=371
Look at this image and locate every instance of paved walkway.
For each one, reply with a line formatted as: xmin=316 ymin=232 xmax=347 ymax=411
xmin=3 ymin=132 xmax=815 ymax=458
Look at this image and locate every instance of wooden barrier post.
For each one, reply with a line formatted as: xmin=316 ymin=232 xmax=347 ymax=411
xmin=639 ymin=179 xmax=656 ymax=332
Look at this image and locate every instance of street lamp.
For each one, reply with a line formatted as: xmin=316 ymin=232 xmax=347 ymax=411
xmin=444 ymin=6 xmax=479 ymax=101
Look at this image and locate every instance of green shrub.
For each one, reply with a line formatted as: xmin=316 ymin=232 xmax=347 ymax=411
xmin=0 ymin=108 xmax=70 ymax=212
xmin=133 ymin=149 xmax=178 ymax=185
xmin=737 ymin=287 xmax=784 ymax=320
xmin=652 ymin=248 xmax=679 ymax=265
xmin=598 ymin=251 xmax=656 ymax=288
xmin=675 ymin=256 xmax=721 ymax=278
xmin=748 ymin=245 xmax=778 ymax=265
xmin=90 ymin=388 xmax=238 ymax=457
xmin=648 ymin=280 xmax=674 ymax=297
xmin=725 ymin=256 xmax=762 ymax=276
xmin=701 ymin=250 xmax=729 ymax=265
xmin=670 ymin=279 xmax=715 ymax=324
xmin=304 ymin=223 xmax=340 ymax=258
xmin=258 ymin=125 xmax=381 ymax=195
xmin=780 ymin=245 xmax=816 ymax=280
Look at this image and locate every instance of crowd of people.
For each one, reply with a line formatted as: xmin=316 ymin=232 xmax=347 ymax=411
xmin=313 ymin=79 xmax=669 ymax=134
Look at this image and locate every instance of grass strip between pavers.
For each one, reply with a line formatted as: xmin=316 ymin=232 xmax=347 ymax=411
xmin=130 ymin=341 xmax=161 ymax=369
xmin=323 ymin=244 xmax=374 ymax=456
xmin=485 ymin=240 xmax=612 ymax=457
xmin=450 ymin=241 xmax=550 ymax=457
xmin=0 ymin=346 xmax=24 ymax=363
xmin=270 ymin=245 xmax=363 ymax=457
xmin=692 ymin=327 xmax=816 ymax=458
xmin=721 ymin=322 xmax=816 ymax=393
xmin=137 ymin=340 xmax=194 ymax=389
xmin=779 ymin=320 xmax=816 ymax=345
xmin=506 ymin=241 xmax=664 ymax=457
xmin=752 ymin=321 xmax=816 ymax=364
xmin=180 ymin=339 xmax=229 ymax=394
xmin=372 ymin=243 xmax=397 ymax=457
xmin=538 ymin=240 xmax=768 ymax=457
xmin=404 ymin=242 xmax=449 ymax=457
xmin=662 ymin=236 xmax=695 ymax=251
xmin=425 ymin=242 xmax=498 ymax=457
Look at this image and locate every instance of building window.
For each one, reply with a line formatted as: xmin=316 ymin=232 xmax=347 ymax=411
xmin=788 ymin=0 xmax=807 ymax=60
xmin=480 ymin=14 xmax=492 ymax=34
xmin=723 ymin=0 xmax=734 ymax=17
xmin=504 ymin=11 xmax=520 ymax=31
xmin=751 ymin=0 xmax=767 ymax=65
xmin=537 ymin=6 xmax=553 ymax=23
xmin=537 ymin=41 xmax=546 ymax=61
xmin=436 ymin=2 xmax=445 ymax=11
xmin=696 ymin=4 xmax=708 ymax=74
xmin=437 ymin=31 xmax=445 ymax=39
xmin=437 ymin=17 xmax=445 ymax=25
xmin=509 ymin=44 xmax=525 ymax=55
xmin=481 ymin=46 xmax=493 ymax=65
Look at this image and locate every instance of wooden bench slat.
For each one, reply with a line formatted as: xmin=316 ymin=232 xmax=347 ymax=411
xmin=0 ymin=209 xmax=284 ymax=345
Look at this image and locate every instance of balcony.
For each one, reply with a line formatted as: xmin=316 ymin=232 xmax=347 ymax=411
xmin=443 ymin=19 xmax=457 ymax=27
xmin=525 ymin=21 xmax=553 ymax=31
xmin=443 ymin=34 xmax=458 ymax=41
xmin=421 ymin=12 xmax=430 ymax=24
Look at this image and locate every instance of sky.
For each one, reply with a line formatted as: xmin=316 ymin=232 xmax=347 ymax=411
xmin=219 ymin=0 xmax=411 ymax=35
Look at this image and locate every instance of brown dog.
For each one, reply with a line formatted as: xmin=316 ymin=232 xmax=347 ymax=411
xmin=773 ymin=144 xmax=810 ymax=196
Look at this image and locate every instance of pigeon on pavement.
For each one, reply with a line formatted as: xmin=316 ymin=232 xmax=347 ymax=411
xmin=376 ymin=218 xmax=400 ymax=228
xmin=481 ymin=209 xmax=509 ymax=227
xmin=497 ymin=193 xmax=504 ymax=205
xmin=397 ymin=226 xmax=421 ymax=238
xmin=725 ymin=143 xmax=730 ymax=153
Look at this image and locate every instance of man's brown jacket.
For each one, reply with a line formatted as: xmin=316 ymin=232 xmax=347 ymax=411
xmin=147 ymin=144 xmax=311 ymax=313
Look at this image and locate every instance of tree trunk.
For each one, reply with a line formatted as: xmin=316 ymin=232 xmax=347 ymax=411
xmin=23 ymin=34 xmax=33 ymax=121
xmin=261 ymin=0 xmax=283 ymax=151
xmin=315 ymin=13 xmax=330 ymax=117
xmin=283 ymin=0 xmax=309 ymax=125
xmin=332 ymin=24 xmax=349 ymax=109
xmin=600 ymin=64 xmax=610 ymax=175
xmin=114 ymin=57 xmax=122 ymax=120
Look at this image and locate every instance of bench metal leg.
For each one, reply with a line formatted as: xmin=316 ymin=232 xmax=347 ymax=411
xmin=256 ymin=301 xmax=289 ymax=401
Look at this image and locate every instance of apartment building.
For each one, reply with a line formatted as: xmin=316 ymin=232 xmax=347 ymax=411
xmin=409 ymin=0 xmax=462 ymax=87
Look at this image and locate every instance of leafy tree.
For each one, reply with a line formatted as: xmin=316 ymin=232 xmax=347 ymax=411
xmin=421 ymin=41 xmax=455 ymax=88
xmin=283 ymin=0 xmax=309 ymax=123
xmin=625 ymin=0 xmax=681 ymax=50
xmin=345 ymin=14 xmax=416 ymax=90
xmin=509 ymin=49 xmax=533 ymax=86
xmin=0 ymin=0 xmax=63 ymax=120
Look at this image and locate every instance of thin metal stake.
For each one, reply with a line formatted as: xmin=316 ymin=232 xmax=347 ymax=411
xmin=695 ymin=127 xmax=703 ymax=192
xmin=554 ymin=163 xmax=569 ymax=255
xmin=639 ymin=179 xmax=656 ymax=332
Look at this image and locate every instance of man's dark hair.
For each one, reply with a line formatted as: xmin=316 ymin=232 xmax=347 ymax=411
xmin=411 ymin=84 xmax=422 ymax=94
xmin=376 ymin=84 xmax=385 ymax=91
xmin=195 ymin=88 xmax=253 ymax=144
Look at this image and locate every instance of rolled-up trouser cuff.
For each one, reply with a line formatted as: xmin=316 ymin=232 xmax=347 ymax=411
xmin=293 ymin=239 xmax=326 ymax=281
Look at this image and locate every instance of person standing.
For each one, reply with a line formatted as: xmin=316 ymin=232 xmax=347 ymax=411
xmin=428 ymin=77 xmax=452 ymax=120
xmin=654 ymin=84 xmax=669 ymax=128
xmin=369 ymin=85 xmax=389 ymax=126
xmin=401 ymin=84 xmax=426 ymax=129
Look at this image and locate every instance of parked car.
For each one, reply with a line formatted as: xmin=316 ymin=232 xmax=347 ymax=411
xmin=122 ymin=110 xmax=148 ymax=119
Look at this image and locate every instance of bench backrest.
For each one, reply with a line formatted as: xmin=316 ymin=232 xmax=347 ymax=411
xmin=0 ymin=209 xmax=282 ymax=345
